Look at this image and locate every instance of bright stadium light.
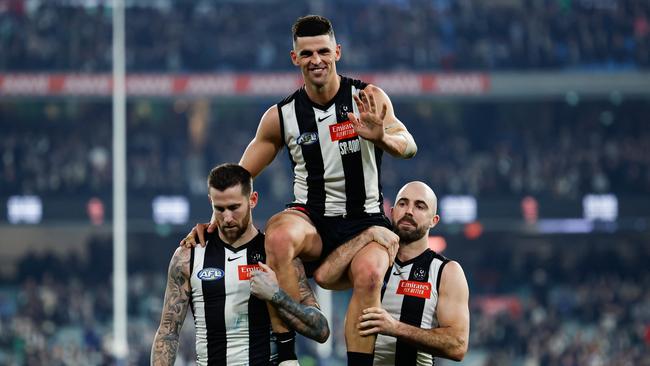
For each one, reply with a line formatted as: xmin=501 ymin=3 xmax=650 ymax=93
xmin=583 ymin=194 xmax=618 ymax=221
xmin=7 ymin=195 xmax=43 ymax=224
xmin=152 ymin=196 xmax=190 ymax=225
xmin=440 ymin=195 xmax=477 ymax=224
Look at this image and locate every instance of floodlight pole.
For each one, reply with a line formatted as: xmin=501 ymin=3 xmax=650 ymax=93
xmin=112 ymin=0 xmax=128 ymax=364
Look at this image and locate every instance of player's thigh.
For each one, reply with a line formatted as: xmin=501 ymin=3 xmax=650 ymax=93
xmin=265 ymin=210 xmax=323 ymax=261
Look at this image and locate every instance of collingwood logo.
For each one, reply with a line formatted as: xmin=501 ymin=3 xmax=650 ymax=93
xmin=250 ymin=252 xmax=264 ymax=263
xmin=339 ymin=104 xmax=349 ymax=119
xmin=414 ymin=268 xmax=427 ymax=281
xmin=297 ymin=132 xmax=319 ymax=146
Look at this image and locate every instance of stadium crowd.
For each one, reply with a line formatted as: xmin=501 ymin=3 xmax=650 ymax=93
xmin=2 ymin=1 xmax=650 ymax=365
xmin=1 ymin=233 xmax=648 ymax=365
xmin=463 ymin=234 xmax=650 ymax=366
xmin=0 ymin=0 xmax=649 ymax=72
xmin=2 ymin=99 xmax=649 ymax=201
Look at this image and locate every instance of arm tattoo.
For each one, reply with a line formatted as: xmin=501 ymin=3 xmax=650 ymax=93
xmin=271 ymin=260 xmax=330 ymax=343
xmin=272 ymin=290 xmax=330 ymax=343
xmin=151 ymin=248 xmax=191 ymax=365
xmin=296 ymin=260 xmax=317 ymax=307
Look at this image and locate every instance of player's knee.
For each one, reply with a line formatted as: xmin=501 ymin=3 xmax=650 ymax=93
xmin=265 ymin=227 xmax=299 ymax=262
xmin=350 ymin=258 xmax=385 ymax=294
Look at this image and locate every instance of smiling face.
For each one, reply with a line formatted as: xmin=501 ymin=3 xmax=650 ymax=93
xmin=291 ymin=34 xmax=341 ymax=89
xmin=391 ymin=182 xmax=440 ymax=244
xmin=209 ymin=184 xmax=257 ymax=243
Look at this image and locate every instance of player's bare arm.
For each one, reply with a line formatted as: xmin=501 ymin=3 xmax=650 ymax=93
xmin=348 ymin=84 xmax=417 ymax=159
xmin=314 ymin=226 xmax=399 ymax=290
xmin=358 ymin=261 xmax=469 ymax=361
xmin=151 ymin=247 xmax=192 ymax=366
xmin=250 ymin=261 xmax=330 ymax=343
xmin=239 ymin=105 xmax=284 ymax=178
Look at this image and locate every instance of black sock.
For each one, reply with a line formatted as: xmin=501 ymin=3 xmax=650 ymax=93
xmin=274 ymin=331 xmax=297 ymax=362
xmin=347 ymin=351 xmax=373 ymax=366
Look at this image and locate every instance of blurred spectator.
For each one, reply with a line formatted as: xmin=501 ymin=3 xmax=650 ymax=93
xmin=2 ymin=98 xmax=649 ymax=201
xmin=0 ymin=0 xmax=648 ymax=72
xmin=463 ymin=234 xmax=650 ymax=366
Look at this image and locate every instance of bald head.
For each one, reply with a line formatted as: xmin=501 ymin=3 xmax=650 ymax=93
xmin=395 ymin=181 xmax=438 ymax=216
xmin=391 ymin=181 xmax=440 ymax=244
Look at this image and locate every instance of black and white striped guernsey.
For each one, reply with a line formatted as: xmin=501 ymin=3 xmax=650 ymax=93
xmin=374 ymin=249 xmax=450 ymax=366
xmin=278 ymin=76 xmax=384 ymax=217
xmin=189 ymin=231 xmax=275 ymax=366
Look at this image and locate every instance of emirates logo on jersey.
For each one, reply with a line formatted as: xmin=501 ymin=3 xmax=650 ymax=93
xmin=238 ymin=264 xmax=262 ymax=280
xmin=396 ymin=280 xmax=432 ymax=299
xmin=329 ymin=121 xmax=358 ymax=141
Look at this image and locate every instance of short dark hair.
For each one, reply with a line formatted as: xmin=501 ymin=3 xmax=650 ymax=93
xmin=207 ymin=163 xmax=252 ymax=196
xmin=292 ymin=15 xmax=335 ymax=41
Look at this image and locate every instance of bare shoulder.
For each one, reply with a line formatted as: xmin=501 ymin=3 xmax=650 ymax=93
xmin=240 ymin=104 xmax=283 ymax=176
xmin=440 ymin=261 xmax=469 ymax=294
xmin=170 ymin=246 xmax=192 ymax=277
xmin=260 ymin=105 xmax=280 ymax=126
xmin=172 ymin=245 xmax=192 ymax=262
xmin=256 ymin=105 xmax=282 ymax=140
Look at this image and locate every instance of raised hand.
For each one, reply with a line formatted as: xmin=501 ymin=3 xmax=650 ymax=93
xmin=348 ymin=85 xmax=388 ymax=143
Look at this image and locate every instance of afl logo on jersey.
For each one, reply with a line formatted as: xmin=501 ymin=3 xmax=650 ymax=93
xmin=197 ymin=267 xmax=224 ymax=281
xmin=297 ymin=132 xmax=319 ymax=146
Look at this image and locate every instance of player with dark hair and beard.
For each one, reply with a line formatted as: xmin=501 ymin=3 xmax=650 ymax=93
xmin=315 ymin=181 xmax=470 ymax=366
xmin=152 ymin=164 xmax=329 ymax=366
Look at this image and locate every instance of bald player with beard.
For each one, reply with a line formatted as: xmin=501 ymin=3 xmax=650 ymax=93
xmin=314 ymin=181 xmax=470 ymax=365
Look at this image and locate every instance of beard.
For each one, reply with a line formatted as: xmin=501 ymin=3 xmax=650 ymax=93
xmin=219 ymin=208 xmax=251 ymax=243
xmin=393 ymin=216 xmax=428 ymax=244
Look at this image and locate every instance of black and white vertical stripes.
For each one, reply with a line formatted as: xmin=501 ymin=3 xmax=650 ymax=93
xmin=189 ymin=232 xmax=273 ymax=365
xmin=278 ymin=76 xmax=383 ymax=217
xmin=375 ymin=249 xmax=450 ymax=366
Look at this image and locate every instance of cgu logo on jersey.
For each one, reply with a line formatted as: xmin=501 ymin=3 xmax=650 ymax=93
xmin=197 ymin=267 xmax=224 ymax=281
xmin=297 ymin=132 xmax=319 ymax=146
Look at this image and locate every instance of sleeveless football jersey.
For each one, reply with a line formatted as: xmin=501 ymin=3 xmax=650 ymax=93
xmin=189 ymin=231 xmax=275 ymax=365
xmin=278 ymin=76 xmax=384 ymax=217
xmin=374 ymin=249 xmax=450 ymax=366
